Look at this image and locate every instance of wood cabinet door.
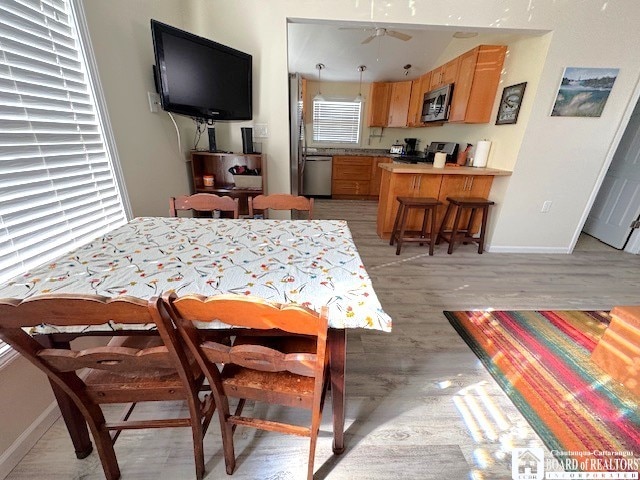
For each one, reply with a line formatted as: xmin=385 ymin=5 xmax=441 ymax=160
xmin=438 ymin=175 xmax=494 ymax=233
xmin=441 ymin=57 xmax=460 ymax=85
xmin=332 ymin=156 xmax=374 ymax=198
xmin=429 ymin=66 xmax=443 ymax=90
xmin=407 ymin=80 xmax=424 ymax=127
xmin=367 ymin=82 xmax=391 ymax=127
xmin=463 ymin=45 xmax=507 ymax=123
xmin=448 ymin=48 xmax=479 ymax=123
xmin=387 ymin=81 xmax=412 ymax=127
xmin=370 ymin=157 xmax=391 ymax=197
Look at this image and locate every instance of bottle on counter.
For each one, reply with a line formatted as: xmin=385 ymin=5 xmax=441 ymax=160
xmin=457 ymin=143 xmax=472 ymax=166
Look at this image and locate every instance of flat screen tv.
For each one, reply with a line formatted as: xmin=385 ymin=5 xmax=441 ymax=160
xmin=151 ymin=20 xmax=252 ymax=121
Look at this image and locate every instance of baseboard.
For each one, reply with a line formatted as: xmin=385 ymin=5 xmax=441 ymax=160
xmin=0 ymin=402 xmax=60 ymax=479
xmin=486 ymin=244 xmax=572 ymax=254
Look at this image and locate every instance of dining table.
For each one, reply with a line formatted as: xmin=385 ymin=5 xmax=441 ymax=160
xmin=0 ymin=216 xmax=393 ymax=458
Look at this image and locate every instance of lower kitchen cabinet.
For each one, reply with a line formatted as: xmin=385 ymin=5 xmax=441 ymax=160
xmin=376 ymin=165 xmax=508 ymax=239
xmin=377 ymin=170 xmax=442 ymax=237
xmin=332 ymin=155 xmax=391 ymax=200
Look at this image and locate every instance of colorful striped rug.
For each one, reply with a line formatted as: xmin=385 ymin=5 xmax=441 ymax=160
xmin=444 ymin=310 xmax=640 ymax=469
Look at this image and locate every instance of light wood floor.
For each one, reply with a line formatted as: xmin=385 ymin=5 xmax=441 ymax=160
xmin=7 ymin=199 xmax=640 ymax=479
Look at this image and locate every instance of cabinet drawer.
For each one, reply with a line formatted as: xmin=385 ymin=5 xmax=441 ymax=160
xmin=333 ymin=164 xmax=371 ymax=179
xmin=333 ymin=156 xmax=373 ymax=167
xmin=332 ymin=180 xmax=371 ymax=195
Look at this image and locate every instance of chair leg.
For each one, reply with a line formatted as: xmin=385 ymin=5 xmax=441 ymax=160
xmin=390 ymin=202 xmax=403 ymax=246
xmin=478 ymin=206 xmax=489 ymax=254
xmin=447 ymin=206 xmax=463 ymax=255
xmin=436 ymin=203 xmax=454 ymax=245
xmin=419 ymin=207 xmax=429 ymax=246
xmin=396 ymin=205 xmax=410 ymax=255
xmin=84 ymin=411 xmax=121 ymax=480
xmin=463 ymin=207 xmax=477 ymax=244
xmin=429 ymin=207 xmax=436 ymax=256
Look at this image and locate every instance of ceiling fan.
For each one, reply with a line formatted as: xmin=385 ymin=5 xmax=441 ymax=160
xmin=342 ymin=27 xmax=413 ymax=44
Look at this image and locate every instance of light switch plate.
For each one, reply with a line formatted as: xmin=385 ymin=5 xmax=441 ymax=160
xmin=253 ymin=124 xmax=268 ymax=138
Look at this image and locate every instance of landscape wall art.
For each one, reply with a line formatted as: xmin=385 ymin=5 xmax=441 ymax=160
xmin=551 ymin=67 xmax=619 ymax=117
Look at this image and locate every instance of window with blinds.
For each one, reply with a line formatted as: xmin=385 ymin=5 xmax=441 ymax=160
xmin=0 ymin=0 xmax=129 ymax=360
xmin=312 ymin=99 xmax=362 ymax=144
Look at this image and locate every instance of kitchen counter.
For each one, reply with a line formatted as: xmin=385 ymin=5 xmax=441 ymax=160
xmin=379 ymin=163 xmax=511 ymax=176
xmin=305 ymin=148 xmax=390 ymax=157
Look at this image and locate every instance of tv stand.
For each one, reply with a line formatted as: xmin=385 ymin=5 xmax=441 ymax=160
xmin=190 ymin=151 xmax=266 ymax=215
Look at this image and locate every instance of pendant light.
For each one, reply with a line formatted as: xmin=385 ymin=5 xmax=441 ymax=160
xmin=354 ymin=65 xmax=366 ymax=103
xmin=313 ymin=63 xmax=325 ymax=101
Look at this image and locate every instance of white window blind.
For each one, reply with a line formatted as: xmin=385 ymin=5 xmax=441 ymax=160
xmin=0 ymin=0 xmax=128 ymax=359
xmin=312 ymin=99 xmax=361 ymax=144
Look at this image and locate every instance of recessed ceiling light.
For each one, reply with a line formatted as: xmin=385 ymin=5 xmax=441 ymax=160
xmin=453 ymin=31 xmax=478 ymax=39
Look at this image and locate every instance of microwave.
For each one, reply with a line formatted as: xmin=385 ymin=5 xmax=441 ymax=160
xmin=421 ymin=83 xmax=454 ymax=123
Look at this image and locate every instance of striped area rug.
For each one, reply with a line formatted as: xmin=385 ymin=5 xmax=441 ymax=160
xmin=444 ymin=310 xmax=640 ymax=469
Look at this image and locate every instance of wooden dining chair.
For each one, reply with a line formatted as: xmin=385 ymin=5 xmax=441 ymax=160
xmin=164 ymin=293 xmax=329 ymax=480
xmin=170 ymin=193 xmax=239 ymax=218
xmin=0 ymin=294 xmax=215 ymax=480
xmin=248 ymin=193 xmax=314 ymax=219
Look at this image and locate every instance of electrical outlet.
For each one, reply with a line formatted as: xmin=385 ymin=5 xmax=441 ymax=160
xmin=253 ymin=124 xmax=268 ymax=138
xmin=147 ymin=92 xmax=160 ymax=113
xmin=541 ymin=200 xmax=552 ymax=213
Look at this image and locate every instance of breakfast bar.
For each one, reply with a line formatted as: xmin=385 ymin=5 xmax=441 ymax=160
xmin=376 ymin=163 xmax=512 ymax=239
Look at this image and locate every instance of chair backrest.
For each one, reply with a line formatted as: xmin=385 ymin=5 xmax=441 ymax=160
xmin=165 ymin=293 xmax=327 ymax=370
xmin=170 ymin=193 xmax=239 ymax=218
xmin=0 ymin=294 xmax=186 ymax=389
xmin=248 ymin=194 xmax=314 ymax=219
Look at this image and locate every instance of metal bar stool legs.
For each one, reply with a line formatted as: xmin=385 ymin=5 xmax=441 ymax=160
xmin=390 ymin=197 xmax=441 ymax=255
xmin=436 ymin=196 xmax=495 ymax=254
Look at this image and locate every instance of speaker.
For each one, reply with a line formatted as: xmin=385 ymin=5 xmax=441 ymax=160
xmin=207 ymin=127 xmax=217 ymax=153
xmin=241 ymin=127 xmax=254 ymax=154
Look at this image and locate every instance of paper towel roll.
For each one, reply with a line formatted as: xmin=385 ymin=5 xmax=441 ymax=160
xmin=473 ymin=140 xmax=491 ymax=168
xmin=433 ymin=152 xmax=446 ymax=168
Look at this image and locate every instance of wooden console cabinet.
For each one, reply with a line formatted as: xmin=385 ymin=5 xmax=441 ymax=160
xmin=190 ymin=151 xmax=266 ymax=214
xmin=376 ymin=163 xmax=510 ymax=239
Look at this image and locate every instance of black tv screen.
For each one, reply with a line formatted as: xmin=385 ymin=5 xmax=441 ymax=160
xmin=151 ymin=20 xmax=252 ymax=121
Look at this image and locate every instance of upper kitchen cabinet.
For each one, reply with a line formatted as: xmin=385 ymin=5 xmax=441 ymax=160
xmin=448 ymin=45 xmax=507 ymax=123
xmin=407 ymin=71 xmax=431 ymax=127
xmin=429 ymin=57 xmax=460 ymax=90
xmin=387 ymin=81 xmax=412 ymax=127
xmin=367 ymin=82 xmax=392 ymax=127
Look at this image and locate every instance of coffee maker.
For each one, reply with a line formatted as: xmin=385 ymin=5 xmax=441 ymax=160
xmin=404 ymin=138 xmax=419 ymax=155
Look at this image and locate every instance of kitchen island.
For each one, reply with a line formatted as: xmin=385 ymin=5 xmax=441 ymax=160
xmin=377 ymin=162 xmax=511 ymax=239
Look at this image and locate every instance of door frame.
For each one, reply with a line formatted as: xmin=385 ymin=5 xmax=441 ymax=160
xmin=571 ymin=74 xmax=640 ymax=254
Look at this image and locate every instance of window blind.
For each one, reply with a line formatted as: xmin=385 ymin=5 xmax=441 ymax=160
xmin=0 ymin=0 xmax=128 ymax=358
xmin=312 ymin=99 xmax=361 ymax=144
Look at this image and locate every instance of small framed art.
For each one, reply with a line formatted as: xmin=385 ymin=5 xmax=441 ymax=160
xmin=495 ymin=82 xmax=527 ymax=125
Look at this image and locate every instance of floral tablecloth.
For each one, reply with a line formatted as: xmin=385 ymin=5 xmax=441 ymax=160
xmin=0 ymin=217 xmax=392 ymax=333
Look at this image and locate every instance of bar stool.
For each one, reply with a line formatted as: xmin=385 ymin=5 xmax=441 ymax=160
xmin=436 ymin=196 xmax=495 ymax=254
xmin=390 ymin=196 xmax=441 ymax=255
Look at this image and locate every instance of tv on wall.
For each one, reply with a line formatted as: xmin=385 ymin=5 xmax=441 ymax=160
xmin=151 ymin=20 xmax=252 ymax=121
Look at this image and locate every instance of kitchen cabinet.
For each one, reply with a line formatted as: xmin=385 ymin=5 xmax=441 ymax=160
xmin=387 ymin=81 xmax=412 ymax=127
xmin=370 ymin=157 xmax=392 ymax=197
xmin=375 ymin=163 xmax=510 ymax=239
xmin=366 ymin=82 xmax=391 ymax=127
xmin=377 ymin=170 xmax=442 ymax=236
xmin=429 ymin=57 xmax=459 ymax=90
xmin=407 ymin=72 xmax=431 ymax=127
xmin=437 ymin=175 xmax=493 ymax=231
xmin=190 ymin=151 xmax=265 ymax=215
xmin=448 ymin=45 xmax=507 ymax=123
xmin=332 ymin=156 xmax=374 ymax=198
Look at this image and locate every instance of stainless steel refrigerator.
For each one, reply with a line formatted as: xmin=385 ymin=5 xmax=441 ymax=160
xmin=289 ymin=73 xmax=305 ymax=196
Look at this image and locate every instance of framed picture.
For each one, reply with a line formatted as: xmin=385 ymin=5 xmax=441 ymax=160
xmin=496 ymin=82 xmax=527 ymax=125
xmin=551 ymin=67 xmax=619 ymax=117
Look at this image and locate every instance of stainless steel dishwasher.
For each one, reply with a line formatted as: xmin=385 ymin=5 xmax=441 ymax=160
xmin=303 ymin=155 xmax=332 ymax=197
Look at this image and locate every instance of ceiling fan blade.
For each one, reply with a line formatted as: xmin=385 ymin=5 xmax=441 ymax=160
xmin=386 ymin=30 xmax=412 ymax=41
xmin=361 ymin=35 xmax=376 ymax=45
